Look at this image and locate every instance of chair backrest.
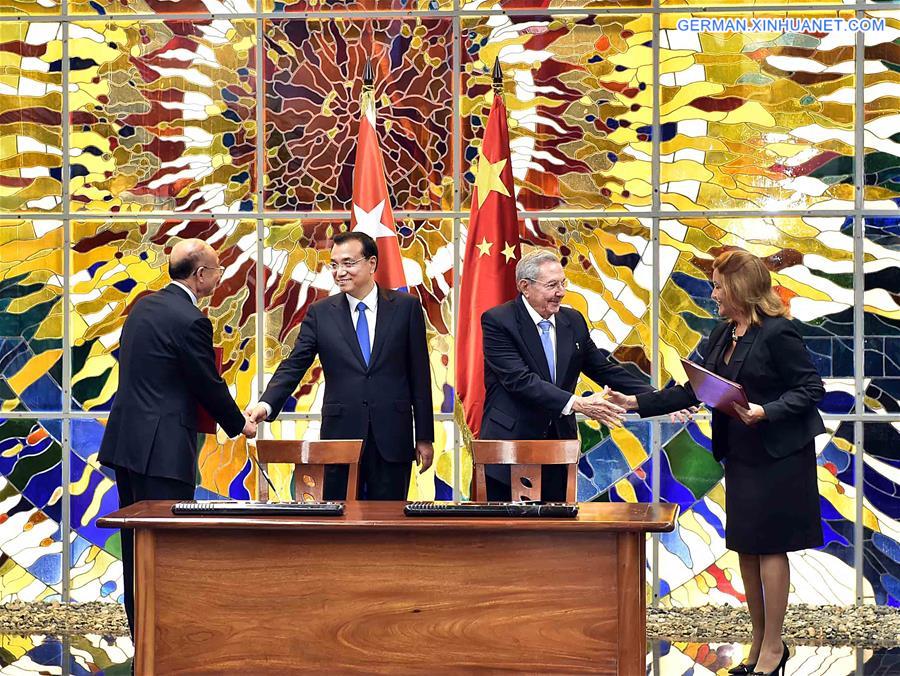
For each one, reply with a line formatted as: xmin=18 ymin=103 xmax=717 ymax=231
xmin=471 ymin=439 xmax=581 ymax=502
xmin=255 ymin=440 xmax=364 ymax=502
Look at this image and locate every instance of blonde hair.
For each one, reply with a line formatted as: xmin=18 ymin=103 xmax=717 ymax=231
xmin=712 ymin=250 xmax=789 ymax=325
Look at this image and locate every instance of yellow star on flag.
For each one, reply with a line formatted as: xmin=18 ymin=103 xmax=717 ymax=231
xmin=501 ymin=242 xmax=517 ymax=262
xmin=474 ymin=149 xmax=511 ymax=208
xmin=476 ymin=237 xmax=493 ymax=257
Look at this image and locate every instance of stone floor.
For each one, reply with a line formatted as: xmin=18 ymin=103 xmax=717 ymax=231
xmin=649 ymin=604 xmax=900 ymax=648
xmin=1 ymin=602 xmax=898 ymax=674
xmin=0 ymin=601 xmax=126 ymax=637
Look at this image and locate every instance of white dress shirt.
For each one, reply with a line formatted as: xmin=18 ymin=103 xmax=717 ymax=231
xmin=521 ymin=298 xmax=576 ymax=416
xmin=346 ymin=283 xmax=379 ymax=353
xmin=170 ymin=280 xmax=198 ymax=306
xmin=258 ymin=284 xmax=379 ymax=418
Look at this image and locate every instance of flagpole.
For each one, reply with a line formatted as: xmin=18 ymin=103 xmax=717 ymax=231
xmin=491 ymin=57 xmax=504 ymax=99
xmin=362 ymin=57 xmax=375 ymax=120
xmin=363 ymin=57 xmax=374 ymax=94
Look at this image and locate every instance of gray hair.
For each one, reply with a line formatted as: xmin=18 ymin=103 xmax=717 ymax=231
xmin=516 ymin=249 xmax=560 ymax=283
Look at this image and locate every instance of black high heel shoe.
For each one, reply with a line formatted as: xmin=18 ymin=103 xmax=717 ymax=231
xmin=751 ymin=641 xmax=789 ymax=676
xmin=727 ymin=661 xmax=757 ymax=675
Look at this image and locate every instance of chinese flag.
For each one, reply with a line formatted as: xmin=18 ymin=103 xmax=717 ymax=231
xmin=350 ymin=84 xmax=407 ymax=290
xmin=455 ymin=94 xmax=521 ymax=439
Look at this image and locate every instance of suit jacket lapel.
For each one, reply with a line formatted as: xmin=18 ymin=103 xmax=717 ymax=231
xmin=332 ymin=294 xmax=368 ymax=370
xmin=515 ymin=296 xmax=553 ymax=382
xmin=703 ymin=322 xmax=731 ymax=369
xmin=728 ymin=323 xmax=761 ymax=382
xmin=369 ymin=288 xmax=398 ymax=369
xmin=555 ymin=310 xmax=574 ymax=385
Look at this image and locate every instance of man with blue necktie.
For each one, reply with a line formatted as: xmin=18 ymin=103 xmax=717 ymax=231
xmin=480 ymin=250 xmax=655 ymax=501
xmin=246 ymin=231 xmax=434 ymax=500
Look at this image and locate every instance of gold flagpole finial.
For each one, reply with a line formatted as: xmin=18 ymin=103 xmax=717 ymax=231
xmin=491 ymin=57 xmax=504 ymax=97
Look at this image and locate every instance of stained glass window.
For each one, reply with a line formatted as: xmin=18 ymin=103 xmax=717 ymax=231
xmin=0 ymin=0 xmax=59 ymax=15
xmin=863 ymin=422 xmax=900 ymax=606
xmin=660 ymin=12 xmax=855 ymax=212
xmin=69 ymin=0 xmax=254 ymax=15
xmin=263 ymin=18 xmax=452 ymax=211
xmin=0 ymin=418 xmax=62 ymax=603
xmin=864 ymin=216 xmax=899 ymax=411
xmin=578 ymin=419 xmax=654 ymax=503
xmin=863 ymin=13 xmax=900 ymax=209
xmin=0 ymin=636 xmax=66 ymax=673
xmin=70 ymin=218 xmax=259 ymax=412
xmin=265 ymin=0 xmax=453 ymax=10
xmin=68 ymin=20 xmax=257 ymax=213
xmin=0 ymin=22 xmax=62 ymax=212
xmin=0 ymin=220 xmax=63 ymax=412
xmin=69 ymin=418 xmax=120 ymax=604
xmin=0 ymin=4 xmax=897 ymax=617
xmin=462 ymin=14 xmax=653 ymax=212
xmin=488 ymin=1 xmax=650 ymax=7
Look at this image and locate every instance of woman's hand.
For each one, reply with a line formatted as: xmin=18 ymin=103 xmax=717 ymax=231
xmin=669 ymin=406 xmax=699 ymax=424
xmin=733 ymin=401 xmax=767 ymax=425
xmin=605 ymin=389 xmax=638 ymax=411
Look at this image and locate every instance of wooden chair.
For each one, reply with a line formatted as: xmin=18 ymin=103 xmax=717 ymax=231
xmin=470 ymin=439 xmax=581 ymax=502
xmin=254 ymin=440 xmax=364 ymax=502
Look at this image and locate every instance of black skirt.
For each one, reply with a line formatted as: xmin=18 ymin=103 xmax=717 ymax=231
xmin=723 ymin=434 xmax=823 ymax=554
xmin=715 ymin=330 xmax=823 ymax=554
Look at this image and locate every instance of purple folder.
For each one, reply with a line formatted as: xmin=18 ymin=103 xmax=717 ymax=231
xmin=680 ymin=358 xmax=750 ymax=419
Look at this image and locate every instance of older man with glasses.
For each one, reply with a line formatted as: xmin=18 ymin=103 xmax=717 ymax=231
xmin=98 ymin=238 xmax=257 ymax=639
xmin=479 ymin=249 xmax=657 ymax=502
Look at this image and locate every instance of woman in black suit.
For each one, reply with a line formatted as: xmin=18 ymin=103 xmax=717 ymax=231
xmin=611 ymin=250 xmax=825 ymax=676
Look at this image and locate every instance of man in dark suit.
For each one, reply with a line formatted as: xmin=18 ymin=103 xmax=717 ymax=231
xmin=480 ymin=249 xmax=656 ymax=501
xmin=247 ymin=231 xmax=434 ymax=500
xmin=98 ymin=238 xmax=256 ymax=636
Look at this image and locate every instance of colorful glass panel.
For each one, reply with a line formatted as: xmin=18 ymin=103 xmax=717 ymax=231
xmin=462 ymin=14 xmax=653 ymax=212
xmin=263 ymin=18 xmax=452 ymax=212
xmin=69 ymin=20 xmax=257 ymax=213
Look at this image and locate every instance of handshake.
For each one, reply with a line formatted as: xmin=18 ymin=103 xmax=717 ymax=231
xmin=571 ymin=388 xmax=696 ymax=427
xmin=239 ymin=403 xmax=270 ymax=439
xmin=241 ymin=411 xmax=258 ymax=439
xmin=571 ymin=387 xmax=630 ymax=428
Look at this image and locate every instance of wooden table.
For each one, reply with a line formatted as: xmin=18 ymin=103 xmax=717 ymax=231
xmin=99 ymin=501 xmax=678 ymax=675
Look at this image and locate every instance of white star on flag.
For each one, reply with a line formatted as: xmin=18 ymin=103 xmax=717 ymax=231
xmin=352 ymin=200 xmax=396 ymax=240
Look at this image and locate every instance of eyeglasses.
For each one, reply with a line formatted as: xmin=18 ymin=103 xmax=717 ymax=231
xmin=328 ymin=257 xmax=368 ymax=272
xmin=525 ymin=278 xmax=568 ymax=291
xmin=196 ymin=265 xmax=225 ymax=276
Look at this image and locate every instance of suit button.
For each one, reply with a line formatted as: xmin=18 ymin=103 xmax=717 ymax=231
xmin=362 ymin=400 xmax=368 ymax=406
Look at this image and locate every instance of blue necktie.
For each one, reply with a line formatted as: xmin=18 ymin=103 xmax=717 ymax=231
xmin=538 ymin=320 xmax=555 ymax=384
xmin=356 ymin=302 xmax=371 ymax=366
